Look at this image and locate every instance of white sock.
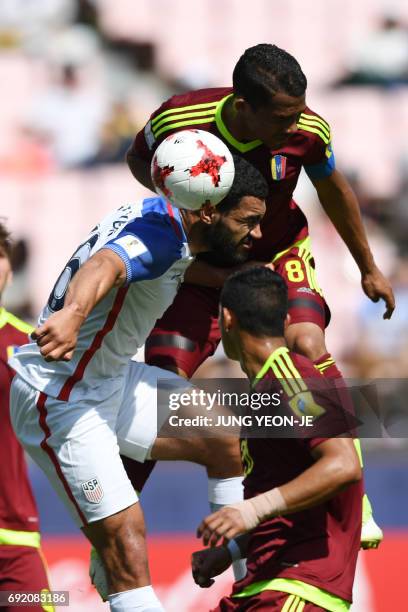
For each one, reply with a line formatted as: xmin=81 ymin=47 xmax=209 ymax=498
xmin=108 ymin=585 xmax=164 ymax=612
xmin=208 ymin=477 xmax=247 ymax=581
xmin=208 ymin=476 xmax=244 ymax=505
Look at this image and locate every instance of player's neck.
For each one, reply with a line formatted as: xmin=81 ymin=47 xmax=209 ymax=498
xmin=222 ymin=96 xmax=254 ymax=142
xmin=179 ymin=210 xmax=209 ymax=254
xmin=237 ymin=332 xmax=287 ymax=380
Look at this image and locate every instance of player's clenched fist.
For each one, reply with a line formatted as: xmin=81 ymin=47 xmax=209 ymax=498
xmin=31 ymin=305 xmax=85 ymax=361
xmin=191 ymin=547 xmax=232 ymax=588
xmin=197 ymin=506 xmax=247 ymax=547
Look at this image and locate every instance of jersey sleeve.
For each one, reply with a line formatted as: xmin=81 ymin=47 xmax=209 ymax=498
xmin=298 ymin=110 xmax=336 ymax=180
xmin=129 ymin=95 xmax=180 ymax=163
xmin=102 ymin=218 xmax=180 ymax=284
xmin=270 ymin=355 xmax=356 ymax=451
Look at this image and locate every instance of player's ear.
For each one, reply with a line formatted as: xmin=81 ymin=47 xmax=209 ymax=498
xmin=219 ymin=306 xmax=231 ymax=331
xmin=199 ymin=201 xmax=218 ymax=225
xmin=222 ymin=306 xmax=239 ymax=332
xmin=284 ymin=313 xmax=291 ymax=330
xmin=234 ymin=96 xmax=251 ymax=116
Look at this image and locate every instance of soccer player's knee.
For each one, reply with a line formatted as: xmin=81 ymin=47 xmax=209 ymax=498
xmin=291 ymin=332 xmax=326 ymax=362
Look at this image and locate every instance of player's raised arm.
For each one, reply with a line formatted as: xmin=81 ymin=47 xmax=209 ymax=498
xmin=197 ymin=436 xmax=362 ymax=546
xmin=311 ymin=168 xmax=395 ymax=319
xmin=33 ymin=249 xmax=126 ymax=362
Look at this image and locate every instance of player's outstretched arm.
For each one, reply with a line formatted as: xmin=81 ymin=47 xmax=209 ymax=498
xmin=32 ymin=250 xmax=126 ymax=362
xmin=312 ymin=169 xmax=395 ymax=319
xmin=197 ymin=437 xmax=362 ymax=546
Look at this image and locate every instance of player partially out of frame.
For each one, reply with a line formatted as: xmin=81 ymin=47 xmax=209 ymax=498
xmin=193 ymin=267 xmax=363 ymax=612
xmin=125 ymin=42 xmax=394 ymax=548
xmin=0 ymin=222 xmax=54 ymax=612
xmin=9 ymin=158 xmax=267 ymax=612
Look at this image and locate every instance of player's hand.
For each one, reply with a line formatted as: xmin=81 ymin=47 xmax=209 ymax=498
xmin=197 ymin=507 xmax=248 ymax=547
xmin=31 ymin=305 xmax=85 ymax=361
xmin=191 ymin=546 xmax=232 ymax=588
xmin=361 ymin=266 xmax=395 ymax=319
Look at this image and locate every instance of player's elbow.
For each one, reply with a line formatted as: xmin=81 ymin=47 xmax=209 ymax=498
xmin=334 ymin=453 xmax=362 ymax=487
xmin=126 ymin=148 xmax=153 ymax=189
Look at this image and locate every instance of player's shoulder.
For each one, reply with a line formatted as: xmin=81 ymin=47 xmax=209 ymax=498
xmin=297 ymin=105 xmax=331 ymax=146
xmin=104 ymin=197 xmax=186 ymax=280
xmin=260 ymin=346 xmax=318 ymax=381
xmin=146 ymin=87 xmax=232 ymax=146
xmin=153 ymin=87 xmax=232 ymax=117
xmin=107 ymin=197 xmax=184 ymax=247
xmin=140 ymin=197 xmax=184 ymax=239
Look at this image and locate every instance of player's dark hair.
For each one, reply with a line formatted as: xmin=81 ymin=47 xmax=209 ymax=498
xmin=233 ymin=44 xmax=307 ymax=110
xmin=216 ymin=155 xmax=267 ymax=214
xmin=220 ymin=267 xmax=288 ymax=336
xmin=0 ymin=220 xmax=12 ymax=260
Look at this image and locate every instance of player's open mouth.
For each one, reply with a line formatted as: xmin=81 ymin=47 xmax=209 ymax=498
xmin=241 ymin=240 xmax=252 ymax=250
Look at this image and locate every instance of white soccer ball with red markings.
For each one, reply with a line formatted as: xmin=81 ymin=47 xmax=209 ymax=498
xmin=151 ymin=129 xmax=235 ymax=210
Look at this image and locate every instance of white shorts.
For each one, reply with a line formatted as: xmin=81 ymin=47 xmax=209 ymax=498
xmin=116 ymin=361 xmax=182 ymax=463
xmin=10 ymin=374 xmax=137 ymax=527
xmin=10 ymin=363 xmax=182 ymax=526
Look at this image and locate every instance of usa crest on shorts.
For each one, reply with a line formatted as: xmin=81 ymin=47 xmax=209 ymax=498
xmin=81 ymin=478 xmax=104 ymax=504
xmin=270 ymin=155 xmax=287 ymax=180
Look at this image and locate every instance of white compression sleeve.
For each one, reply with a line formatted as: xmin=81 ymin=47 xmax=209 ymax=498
xmin=208 ymin=476 xmax=247 ymax=580
xmin=108 ymin=586 xmax=164 ymax=612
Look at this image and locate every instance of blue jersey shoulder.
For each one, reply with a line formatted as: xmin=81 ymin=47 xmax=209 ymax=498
xmin=103 ymin=197 xmax=187 ymax=283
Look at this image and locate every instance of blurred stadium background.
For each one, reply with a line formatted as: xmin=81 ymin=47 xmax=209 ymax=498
xmin=1 ymin=0 xmax=408 ymax=610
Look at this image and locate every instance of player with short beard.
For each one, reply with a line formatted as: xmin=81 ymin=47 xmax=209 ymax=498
xmin=0 ymin=222 xmax=54 ymax=612
xmin=9 ymin=159 xmax=267 ymax=612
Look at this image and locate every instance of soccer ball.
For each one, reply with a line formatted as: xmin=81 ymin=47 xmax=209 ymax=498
xmin=151 ymin=129 xmax=235 ymax=210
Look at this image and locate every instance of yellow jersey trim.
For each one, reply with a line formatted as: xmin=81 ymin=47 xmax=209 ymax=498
xmin=233 ymin=577 xmax=350 ymax=612
xmin=0 ymin=527 xmax=41 ymax=548
xmin=299 ymin=114 xmax=330 ymax=136
xmin=154 ymin=116 xmax=216 ymax=139
xmin=151 ymin=101 xmax=218 ymax=127
xmin=215 ymin=95 xmax=262 ymax=153
xmin=297 ymin=122 xmax=330 ymax=145
xmin=152 ymin=109 xmax=217 ymax=135
xmin=254 ymin=346 xmax=326 ymax=419
xmin=0 ymin=308 xmax=33 ymax=334
xmin=300 ymin=112 xmax=330 ymax=131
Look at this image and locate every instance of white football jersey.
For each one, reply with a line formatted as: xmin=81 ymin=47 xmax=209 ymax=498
xmin=10 ymin=197 xmax=193 ymax=401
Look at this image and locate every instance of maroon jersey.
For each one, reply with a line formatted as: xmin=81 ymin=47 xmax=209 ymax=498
xmin=130 ymin=87 xmax=335 ymax=257
xmin=237 ymin=346 xmax=362 ymax=604
xmin=0 ymin=309 xmax=39 ymax=533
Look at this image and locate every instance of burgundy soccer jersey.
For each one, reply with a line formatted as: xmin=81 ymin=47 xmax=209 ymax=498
xmin=130 ymin=87 xmax=335 ymax=257
xmin=0 ymin=310 xmax=39 ymax=533
xmin=236 ymin=347 xmax=362 ymax=603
